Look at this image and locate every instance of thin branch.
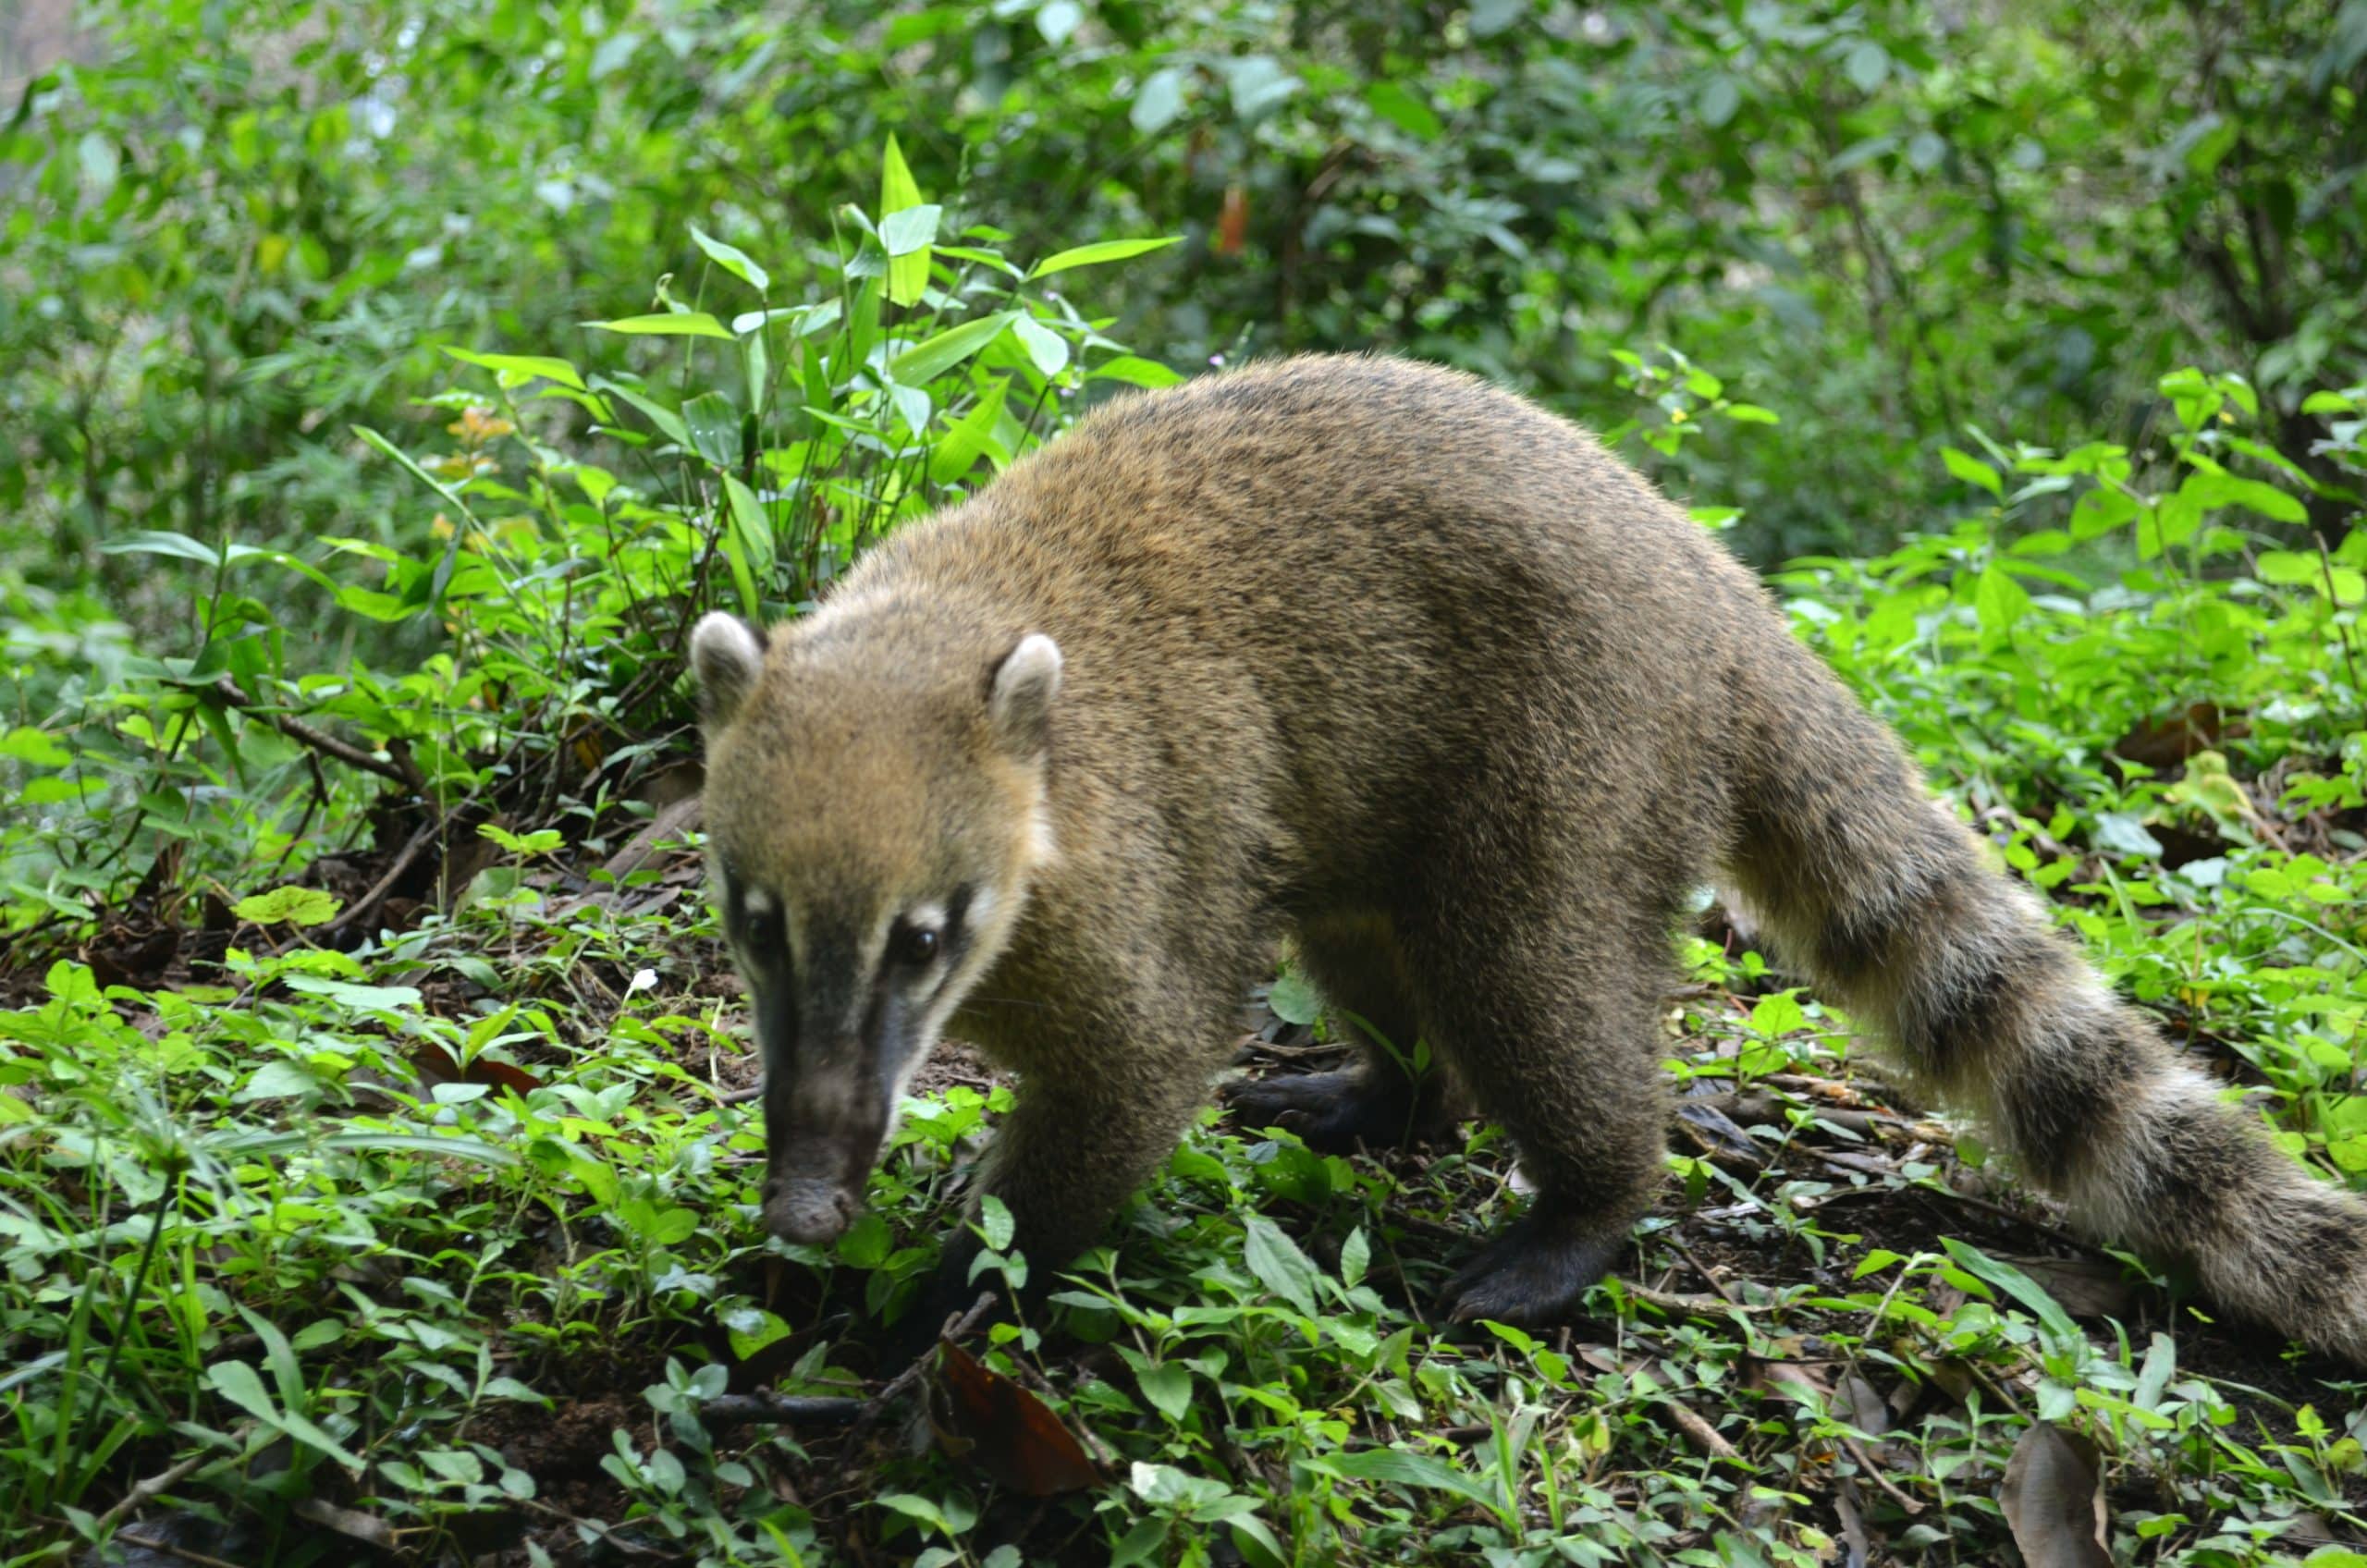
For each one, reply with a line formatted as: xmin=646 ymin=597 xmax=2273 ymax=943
xmin=212 ymin=677 xmax=423 ymax=793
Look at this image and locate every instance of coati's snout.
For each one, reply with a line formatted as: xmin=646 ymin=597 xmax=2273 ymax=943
xmin=757 ymin=1072 xmax=883 ymax=1245
xmin=688 ymin=610 xmax=1065 ymax=1249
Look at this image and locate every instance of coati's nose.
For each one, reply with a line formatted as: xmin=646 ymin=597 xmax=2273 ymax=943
xmin=762 ymin=1175 xmax=858 ymax=1245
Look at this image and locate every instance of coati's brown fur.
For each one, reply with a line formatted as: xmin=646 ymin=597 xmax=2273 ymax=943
xmin=692 ymin=354 xmax=2367 ymax=1362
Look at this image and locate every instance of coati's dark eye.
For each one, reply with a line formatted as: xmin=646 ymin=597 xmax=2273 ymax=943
xmin=889 ymin=923 xmax=939 ymax=967
xmin=743 ymin=909 xmax=782 ymax=957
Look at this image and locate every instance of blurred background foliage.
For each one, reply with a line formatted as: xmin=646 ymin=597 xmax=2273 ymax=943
xmin=5 ymin=0 xmax=2362 ymax=620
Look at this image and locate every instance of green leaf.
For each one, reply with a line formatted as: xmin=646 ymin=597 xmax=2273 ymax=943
xmin=888 ymin=312 xmax=1019 ymax=386
xmin=280 ymin=975 xmax=423 ymax=1012
xmin=1267 ymin=971 xmax=1323 ymax=1026
xmin=1844 ymin=41 xmax=1889 ymax=92
xmin=1323 ymin=1449 xmax=1503 ymax=1512
xmin=206 ymin=1360 xmax=367 ymax=1472
xmin=1091 ymin=355 xmax=1186 ymax=388
xmin=690 ymin=226 xmax=769 ymax=293
xmin=1132 ymin=67 xmax=1189 ymax=134
xmin=1135 ymin=1360 xmax=1192 ymax=1423
xmin=1943 ymin=446 xmax=2004 ymax=497
xmin=879 ymin=203 xmax=942 ymax=258
xmin=1939 ymin=1238 xmax=2080 ymax=1341
xmin=1975 ymin=563 xmax=2032 ymax=635
xmin=98 ymin=531 xmax=223 ymax=566
xmin=1240 ymin=1216 xmax=1319 ymax=1316
xmin=231 ymin=887 xmax=343 ymax=926
xmin=1364 ymin=80 xmax=1441 ymax=140
xmin=0 ymin=727 xmax=74 ymax=767
xmin=979 ymin=1194 xmax=1016 ymax=1252
xmin=928 ymin=381 xmax=1010 ymax=485
xmin=584 ymin=312 xmax=735 ymax=339
xmin=1699 ymin=76 xmax=1740 ymax=129
xmin=1748 ymin=990 xmax=1808 ymax=1035
xmin=1340 ymin=1226 xmax=1370 ymax=1290
xmin=1028 ymin=237 xmax=1183 ymax=279
xmin=442 ymin=347 xmax=585 ymax=390
xmin=881 ymin=133 xmax=931 ymax=308
xmin=1012 ymin=313 xmax=1070 ymax=378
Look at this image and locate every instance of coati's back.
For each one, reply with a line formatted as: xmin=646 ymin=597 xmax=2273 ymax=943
xmin=840 ymin=355 xmax=1778 ymax=900
xmin=700 ymin=353 xmax=2367 ymax=1366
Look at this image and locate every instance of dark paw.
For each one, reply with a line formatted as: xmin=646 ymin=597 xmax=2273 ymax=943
xmin=1221 ymin=1070 xmax=1447 ymax=1155
xmin=1436 ymin=1216 xmax=1622 ymax=1327
xmin=877 ymin=1256 xmax=1005 ymax=1376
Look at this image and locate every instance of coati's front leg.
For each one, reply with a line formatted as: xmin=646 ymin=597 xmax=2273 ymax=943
xmin=896 ymin=995 xmax=1236 ymax=1359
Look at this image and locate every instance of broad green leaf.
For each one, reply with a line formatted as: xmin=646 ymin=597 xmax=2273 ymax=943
xmin=1240 ymin=1215 xmax=1320 ymax=1316
xmin=879 ymin=203 xmax=942 ymax=258
xmin=1940 ymin=1238 xmax=2080 ymax=1341
xmin=690 ymin=226 xmax=769 ymax=293
xmin=881 ymin=133 xmax=931 ymax=307
xmin=1364 ymin=80 xmax=1441 ymax=140
xmin=1322 ymin=1449 xmax=1503 ymax=1513
xmin=206 ymin=1360 xmax=366 ymax=1472
xmin=231 ymin=887 xmax=343 ymax=926
xmin=1028 ymin=237 xmax=1182 ymax=279
xmin=1943 ymin=446 xmax=2004 ymax=497
xmin=98 ymin=530 xmax=223 ymax=566
xmin=0 ymin=728 xmax=73 ymax=767
xmin=1132 ymin=67 xmax=1188 ymax=133
xmin=1135 ymin=1360 xmax=1192 ymax=1423
xmin=584 ymin=312 xmax=734 ymax=339
xmin=928 ymin=380 xmax=1010 ymax=485
xmin=442 ymin=347 xmax=585 ymax=390
xmin=1091 ymin=355 xmax=1186 ymax=388
xmin=888 ymin=312 xmax=1019 ymax=386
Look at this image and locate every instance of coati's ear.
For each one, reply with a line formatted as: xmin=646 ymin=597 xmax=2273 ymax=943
xmin=987 ymin=632 xmax=1062 ymax=756
xmin=690 ymin=612 xmax=767 ymax=726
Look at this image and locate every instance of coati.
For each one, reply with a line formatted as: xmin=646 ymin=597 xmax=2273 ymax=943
xmin=691 ymin=354 xmax=2367 ymax=1363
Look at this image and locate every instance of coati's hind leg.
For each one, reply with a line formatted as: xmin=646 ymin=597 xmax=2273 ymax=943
xmin=1222 ymin=916 xmax=1460 ymax=1154
xmin=1403 ymin=893 xmax=1674 ymax=1326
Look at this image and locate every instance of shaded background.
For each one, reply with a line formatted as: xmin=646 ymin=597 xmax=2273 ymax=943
xmin=5 ymin=0 xmax=2362 ymax=625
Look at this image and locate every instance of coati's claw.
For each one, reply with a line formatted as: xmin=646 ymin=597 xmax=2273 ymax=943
xmin=1438 ymin=1219 xmax=1621 ymax=1327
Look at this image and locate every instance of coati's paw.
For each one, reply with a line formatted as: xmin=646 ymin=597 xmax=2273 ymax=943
xmin=1436 ymin=1217 xmax=1622 ymax=1327
xmin=1221 ymin=1070 xmax=1450 ymax=1154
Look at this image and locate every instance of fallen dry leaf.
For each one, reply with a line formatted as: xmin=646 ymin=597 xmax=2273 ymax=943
xmin=2000 ymin=1421 xmax=2112 ymax=1568
xmin=926 ymin=1339 xmax=1101 ymax=1496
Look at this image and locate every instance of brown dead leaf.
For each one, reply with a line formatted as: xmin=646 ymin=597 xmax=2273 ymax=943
xmin=2112 ymin=702 xmax=2245 ymax=768
xmin=409 ymin=1041 xmax=542 ymax=1097
xmin=926 ymin=1339 xmax=1101 ymax=1496
xmin=1999 ymin=1421 xmax=2112 ymax=1568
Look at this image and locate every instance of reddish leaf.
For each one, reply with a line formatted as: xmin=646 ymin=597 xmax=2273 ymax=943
xmin=2112 ymin=702 xmax=2245 ymax=768
xmin=409 ymin=1041 xmax=541 ymax=1096
xmin=926 ymin=1339 xmax=1100 ymax=1496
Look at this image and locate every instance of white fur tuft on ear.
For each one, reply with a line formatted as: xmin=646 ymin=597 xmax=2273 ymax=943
xmin=988 ymin=632 xmax=1062 ymax=755
xmin=690 ymin=612 xmax=767 ymax=725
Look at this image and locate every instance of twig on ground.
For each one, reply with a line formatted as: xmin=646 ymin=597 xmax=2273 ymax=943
xmin=93 ymin=1424 xmax=256 ymax=1536
xmin=1656 ymin=1395 xmax=1740 ymax=1460
xmin=214 ymin=676 xmax=423 ymax=793
xmin=321 ymin=820 xmax=439 ymax=938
